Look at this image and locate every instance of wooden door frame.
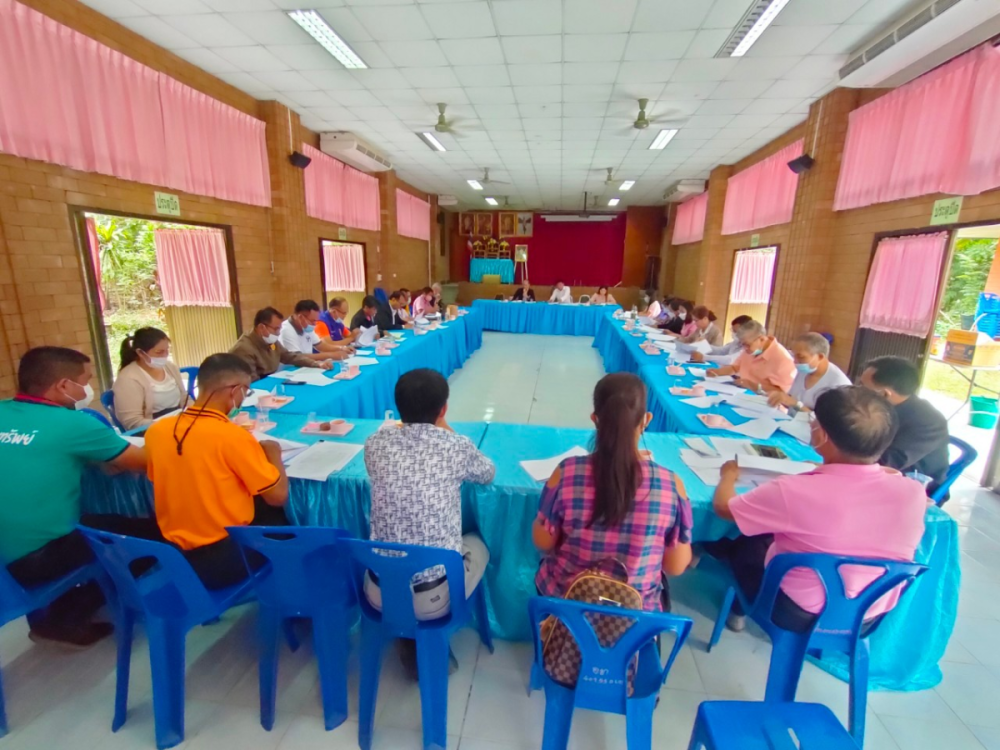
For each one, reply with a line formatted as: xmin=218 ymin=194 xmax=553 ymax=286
xmin=317 ymin=238 xmax=369 ymax=305
xmin=723 ymin=244 xmax=781 ymax=331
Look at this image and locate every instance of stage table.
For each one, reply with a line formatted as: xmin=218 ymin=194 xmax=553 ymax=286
xmin=471 ymin=299 xmax=617 ymax=337
xmin=470 ymin=258 xmax=515 ymax=283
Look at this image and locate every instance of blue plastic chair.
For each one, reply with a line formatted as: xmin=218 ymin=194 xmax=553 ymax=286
xmin=226 ymin=526 xmax=355 ymax=731
xmin=343 ymin=539 xmax=494 ymax=750
xmin=98 ymin=390 xmax=125 ymax=430
xmin=930 ymin=436 xmax=977 ymax=505
xmin=78 ymin=527 xmax=265 ymax=750
xmin=83 ymin=406 xmax=114 ymax=428
xmin=179 ymin=367 xmax=198 ymax=400
xmin=708 ymin=553 xmax=926 ymax=746
xmin=0 ymin=560 xmax=113 ymax=737
xmin=373 ymin=288 xmax=389 ymax=306
xmin=527 ymin=597 xmax=692 ymax=750
xmin=688 ymin=700 xmax=860 ymax=750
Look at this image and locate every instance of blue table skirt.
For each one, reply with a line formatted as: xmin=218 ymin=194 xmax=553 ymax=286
xmin=472 ymin=299 xmax=618 ymax=337
xmin=470 ymin=258 xmax=515 ymax=283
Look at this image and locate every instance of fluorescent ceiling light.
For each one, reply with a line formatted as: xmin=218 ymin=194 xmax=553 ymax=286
xmin=719 ymin=0 xmax=792 ymax=58
xmin=485 ymin=197 xmax=499 ymax=206
xmin=618 ymin=180 xmax=635 ymax=191
xmin=608 ymin=198 xmax=620 ymax=207
xmin=467 ymin=179 xmax=483 ymax=190
xmin=287 ymin=10 xmax=367 ymax=69
xmin=419 ymin=132 xmax=446 ymax=152
xmin=648 ymin=129 xmax=678 ymax=150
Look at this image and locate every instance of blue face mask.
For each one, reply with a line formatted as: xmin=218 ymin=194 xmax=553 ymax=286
xmin=796 ymin=363 xmax=817 ymax=374
xmin=751 ymin=348 xmax=764 ymax=357
xmin=304 ymin=324 xmax=315 ymax=334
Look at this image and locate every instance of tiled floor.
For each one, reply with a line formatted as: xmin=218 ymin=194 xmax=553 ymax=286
xmin=3 ymin=333 xmax=1000 ymax=749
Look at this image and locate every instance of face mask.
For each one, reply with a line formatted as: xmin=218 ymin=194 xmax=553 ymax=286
xmin=678 ymin=311 xmax=687 ymax=321
xmin=810 ymin=424 xmax=827 ymax=451
xmin=70 ymin=381 xmax=94 ymax=410
xmin=304 ymin=324 xmax=315 ymax=334
xmin=263 ymin=332 xmax=279 ymax=344
xmin=228 ymin=385 xmax=247 ymax=419
xmin=144 ymin=353 xmax=169 ymax=369
xmin=796 ymin=363 xmax=817 ymax=374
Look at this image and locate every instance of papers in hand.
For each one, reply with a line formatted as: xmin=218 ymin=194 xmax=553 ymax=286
xmin=356 ymin=326 xmax=380 ymax=347
xmin=253 ymin=434 xmax=310 ymax=462
xmin=520 ymin=446 xmax=589 ymax=482
xmin=676 ymin=339 xmax=713 ymax=355
xmin=344 ymin=356 xmax=379 ymax=367
xmin=285 ymin=442 xmax=363 ymax=481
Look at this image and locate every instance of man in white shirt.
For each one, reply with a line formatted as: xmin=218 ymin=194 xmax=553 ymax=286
xmin=549 ymin=281 xmax=572 ymax=304
xmin=279 ymin=300 xmax=349 ymax=361
xmin=768 ymin=332 xmax=852 ymax=412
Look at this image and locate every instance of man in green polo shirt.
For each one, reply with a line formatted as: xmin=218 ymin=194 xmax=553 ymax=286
xmin=0 ymin=346 xmax=148 ymax=647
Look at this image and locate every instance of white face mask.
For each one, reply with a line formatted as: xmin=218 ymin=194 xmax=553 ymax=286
xmin=263 ymin=333 xmax=279 ymax=345
xmin=143 ymin=352 xmax=170 ymax=369
xmin=678 ymin=311 xmax=687 ymax=321
xmin=70 ymin=381 xmax=94 ymax=410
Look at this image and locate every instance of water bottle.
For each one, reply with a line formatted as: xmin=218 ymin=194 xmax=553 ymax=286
xmin=631 ymin=305 xmax=638 ymax=320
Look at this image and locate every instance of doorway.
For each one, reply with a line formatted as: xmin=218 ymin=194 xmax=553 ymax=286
xmin=724 ymin=246 xmax=778 ymax=341
xmin=319 ymin=239 xmax=367 ymax=315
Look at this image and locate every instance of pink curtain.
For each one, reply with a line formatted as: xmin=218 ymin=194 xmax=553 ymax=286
xmin=672 ymin=193 xmax=708 ymax=245
xmin=323 ymin=242 xmax=365 ymax=291
xmin=302 ymin=145 xmax=380 ymax=231
xmin=154 ymin=228 xmax=231 ymax=307
xmin=396 ymin=189 xmax=431 ymax=241
xmin=0 ymin=0 xmax=269 ymax=207
xmin=729 ymin=249 xmax=776 ymax=304
xmin=722 ymin=140 xmax=804 ymax=235
xmin=859 ymin=233 xmax=948 ymax=338
xmin=835 ymin=43 xmax=1000 ymax=210
xmin=85 ymin=217 xmax=105 ymax=311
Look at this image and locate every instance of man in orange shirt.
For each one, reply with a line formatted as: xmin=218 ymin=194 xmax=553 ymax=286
xmin=144 ymin=353 xmax=289 ymax=589
xmin=707 ymin=320 xmax=796 ymax=393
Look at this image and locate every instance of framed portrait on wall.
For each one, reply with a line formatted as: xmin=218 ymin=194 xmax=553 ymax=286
xmin=475 ymin=212 xmax=493 ymax=236
xmin=498 ymin=212 xmax=516 ymax=237
xmin=459 ymin=213 xmax=475 ymax=235
xmin=516 ymin=212 xmax=533 ymax=237
xmin=514 ymin=244 xmax=528 ymax=262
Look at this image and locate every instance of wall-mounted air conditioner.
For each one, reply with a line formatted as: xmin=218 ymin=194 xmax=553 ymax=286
xmin=663 ymin=180 xmax=706 ymax=203
xmin=319 ymin=132 xmax=393 ymax=173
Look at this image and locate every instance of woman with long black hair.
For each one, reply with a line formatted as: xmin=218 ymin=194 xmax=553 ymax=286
xmin=112 ymin=327 xmax=187 ymax=430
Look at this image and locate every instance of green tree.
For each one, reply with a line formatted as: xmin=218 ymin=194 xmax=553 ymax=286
xmin=936 ymin=238 xmax=998 ymax=335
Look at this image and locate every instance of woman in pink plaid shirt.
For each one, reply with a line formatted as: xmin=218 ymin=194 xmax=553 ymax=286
xmin=533 ymin=373 xmax=694 ymax=611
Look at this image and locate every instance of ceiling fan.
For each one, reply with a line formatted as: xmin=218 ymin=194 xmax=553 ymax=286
xmin=475 ymin=167 xmax=510 ymax=186
xmin=610 ymin=98 xmax=688 ymax=137
xmin=432 ymin=103 xmax=481 ymax=137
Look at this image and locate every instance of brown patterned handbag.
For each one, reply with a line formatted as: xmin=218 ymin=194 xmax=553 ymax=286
xmin=541 ymin=559 xmax=643 ymax=695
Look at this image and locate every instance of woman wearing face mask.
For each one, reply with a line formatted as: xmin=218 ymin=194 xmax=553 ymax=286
xmin=767 ymin=333 xmax=851 ymax=413
xmin=661 ymin=300 xmax=698 ymax=338
xmin=112 ymin=327 xmax=187 ymax=430
xmin=658 ymin=299 xmax=686 ymax=334
xmin=678 ymin=306 xmax=723 ymax=347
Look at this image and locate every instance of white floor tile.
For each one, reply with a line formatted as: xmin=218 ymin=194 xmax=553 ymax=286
xmin=936 ymin=661 xmax=1000 ymax=729
xmin=880 ymin=715 xmax=988 ymax=750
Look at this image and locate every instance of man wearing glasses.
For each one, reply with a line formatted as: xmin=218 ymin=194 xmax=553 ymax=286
xmin=706 ymin=319 xmax=796 ymax=393
xmin=229 ymin=306 xmax=332 ymax=380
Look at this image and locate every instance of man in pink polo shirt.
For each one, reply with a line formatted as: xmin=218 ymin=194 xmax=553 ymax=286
xmin=709 ymin=385 xmax=926 ymax=633
xmin=707 ymin=319 xmax=796 ymax=393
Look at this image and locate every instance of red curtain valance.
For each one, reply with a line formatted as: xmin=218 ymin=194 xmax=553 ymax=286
xmin=835 ymin=43 xmax=1000 ymax=211
xmin=396 ymin=189 xmax=431 ymax=241
xmin=722 ymin=139 xmax=803 ymax=235
xmin=672 ymin=193 xmax=708 ymax=245
xmin=302 ymin=144 xmax=381 ymax=232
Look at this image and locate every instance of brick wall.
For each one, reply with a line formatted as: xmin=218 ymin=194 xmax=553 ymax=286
xmin=622 ymin=206 xmax=664 ymax=288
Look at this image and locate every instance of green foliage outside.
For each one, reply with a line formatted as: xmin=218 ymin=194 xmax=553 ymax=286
xmin=934 ymin=238 xmax=999 ymax=336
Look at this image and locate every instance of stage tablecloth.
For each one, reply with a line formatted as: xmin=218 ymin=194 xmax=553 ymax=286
xmin=250 ymin=307 xmax=483 ymax=417
xmin=472 ymin=299 xmax=618 ymax=337
xmin=470 ymin=258 xmax=515 ymax=283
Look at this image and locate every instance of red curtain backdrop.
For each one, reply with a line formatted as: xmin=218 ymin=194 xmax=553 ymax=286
xmin=859 ymin=232 xmax=948 ymax=338
xmin=672 ymin=193 xmax=708 ymax=245
xmin=835 ymin=43 xmax=1000 ymax=211
xmin=154 ymin=228 xmax=231 ymax=307
xmin=722 ymin=139 xmax=804 ymax=235
xmin=85 ymin=217 xmax=105 ymax=311
xmin=729 ymin=248 xmax=777 ymax=304
xmin=396 ymin=189 xmax=431 ymax=241
xmin=302 ymin=144 xmax=381 ymax=231
xmin=322 ymin=242 xmax=365 ymax=291
xmin=527 ymin=215 xmax=628 ymax=286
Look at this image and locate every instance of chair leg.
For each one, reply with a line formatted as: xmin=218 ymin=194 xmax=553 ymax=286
xmin=527 ymin=659 xmax=543 ymax=696
xmin=763 ymin=631 xmax=810 ymax=704
xmin=415 ymin=631 xmax=452 ymax=750
xmin=257 ymin=607 xmax=282 ymax=732
xmin=625 ymin=695 xmax=657 ymax=750
xmin=849 ymin=640 xmax=870 ymax=747
xmin=112 ymin=610 xmax=136 ymax=732
xmin=313 ymin=608 xmax=350 ymax=731
xmin=0 ymin=661 xmax=8 ymax=739
xmin=708 ymin=587 xmax=735 ymax=653
xmin=146 ymin=618 xmax=187 ymax=750
xmin=282 ymin=619 xmax=300 ymax=653
xmin=541 ymin=683 xmax=575 ymax=750
xmin=358 ymin=623 xmax=384 ymax=750
xmin=473 ymin=584 xmax=494 ymax=654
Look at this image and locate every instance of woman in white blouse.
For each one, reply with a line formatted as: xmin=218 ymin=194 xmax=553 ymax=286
xmin=768 ymin=332 xmax=851 ymax=412
xmin=678 ymin=305 xmax=724 ymax=347
xmin=112 ymin=327 xmax=187 ymax=430
xmin=588 ymin=286 xmax=617 ymax=305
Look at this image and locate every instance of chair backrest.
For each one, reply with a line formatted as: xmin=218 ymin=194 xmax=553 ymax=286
xmin=528 ymin=597 xmax=692 ymax=708
xmin=78 ymin=526 xmax=219 ymax=625
xmin=373 ymin=288 xmax=389 ymax=306
xmin=343 ymin=539 xmax=469 ymax=637
xmin=84 ymin=405 xmax=114 ymax=429
xmin=226 ymin=526 xmax=353 ymax=613
xmin=930 ymin=436 xmax=977 ymax=504
xmin=180 ymin=366 xmax=199 ymax=400
xmin=578 ymin=294 xmax=591 ymax=304
xmin=752 ymin=553 xmax=927 ymax=648
xmin=494 ymin=294 xmax=505 ymax=301
xmin=0 ymin=565 xmax=31 ymax=620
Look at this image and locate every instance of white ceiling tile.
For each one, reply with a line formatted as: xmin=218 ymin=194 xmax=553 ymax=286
xmin=562 ymin=102 xmax=608 ymax=117
xmin=774 ymin=0 xmax=869 ymax=26
xmin=726 ymin=56 xmax=804 ymax=81
xmin=514 ymin=85 xmax=562 ymax=104
xmin=522 ymin=116 xmax=561 ymax=130
xmin=631 ymin=0 xmax=711 ymax=32
xmin=769 ymin=113 xmax=808 ymax=132
xmin=454 ymin=65 xmax=511 ymax=86
xmin=223 ymin=12 xmax=311 ymax=45
xmin=560 ymin=62 xmax=615 ymax=85
xmin=302 ymin=69 xmax=365 ymax=89
xmin=214 ymin=71 xmax=274 ymax=95
xmin=475 ymin=104 xmax=516 ymax=119
xmin=781 ymin=55 xmax=847 ymax=80
xmin=564 ymin=34 xmax=628 ymax=63
xmin=563 ymin=84 xmax=614 ymax=102
xmin=394 ymin=103 xmax=442 ymax=118
xmin=161 ymin=13 xmax=255 ymax=47
xmin=746 ymin=25 xmax=839 ymax=58
xmin=813 ymin=24 xmax=875 ymax=56
xmin=133 ymin=0 xmax=210 ymax=13
xmin=563 ymin=116 xmax=604 ymax=130
xmin=173 ymin=47 xmax=239 ymax=74
xmin=702 ymin=0 xmax=754 ymax=29
xmin=671 ymin=58 xmax=738 ymax=83
xmin=508 ymin=64 xmax=562 ymax=86
xmin=696 ymin=98 xmax=749 ymax=115
xmin=203 ymin=0 xmax=277 ymax=8
xmin=760 ymin=79 xmax=829 ymax=99
xmin=729 ymin=113 xmax=779 ymax=129
xmin=848 ymin=0 xmax=918 ymax=24
xmin=518 ymin=102 xmax=561 ymax=118
xmin=501 ymin=36 xmax=563 ymax=65
xmin=328 ymin=89 xmax=383 ymax=106
xmin=315 ymin=8 xmax=373 ymax=42
xmin=253 ymin=70 xmax=317 ymax=91
xmin=380 ymin=41 xmax=449 ymax=67
xmin=352 ymin=5 xmax=434 ymax=40
xmin=266 ymin=45 xmax=343 ymax=71
xmin=214 ymin=46 xmax=290 ymax=72
xmin=417 ymin=87 xmax=469 ymax=103
xmin=420 ymin=1 xmax=495 ymax=37
xmin=288 ymin=91 xmax=338 ymax=108
xmin=710 ymin=80 xmax=774 ymax=99
xmin=564 ymin=0 xmax=637 ymax=34
xmin=684 ymin=28 xmax=730 ymax=59
xmin=623 ymin=32 xmax=697 ymax=61
xmin=739 ymin=98 xmax=801 ymax=116
xmin=686 ymin=114 xmax=735 ymax=129
xmin=616 ymin=61 xmax=678 ymax=84
xmin=117 ymin=16 xmax=198 ymax=49
xmin=440 ymin=38 xmax=504 ymax=65
xmin=466 ymin=86 xmax=516 ymax=104
xmin=402 ymin=67 xmax=461 ymax=88
xmin=661 ymin=81 xmax=718 ymax=100
xmin=347 ymin=42 xmax=395 ymax=67
xmin=492 ymin=0 xmax=561 ymax=35
xmin=79 ymin=0 xmax=149 ymax=18
xmin=351 ymin=69 xmax=411 ymax=89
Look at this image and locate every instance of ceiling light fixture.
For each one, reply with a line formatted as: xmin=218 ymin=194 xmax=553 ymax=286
xmin=485 ymin=197 xmax=499 ymax=206
xmin=608 ymin=198 xmax=620 ymax=207
xmin=287 ymin=10 xmax=367 ymax=69
xmin=717 ymin=0 xmax=792 ymax=58
xmin=648 ymin=129 xmax=678 ymax=150
xmin=419 ymin=132 xmax=447 ymax=152
xmin=619 ymin=180 xmax=635 ymax=191
xmin=467 ymin=179 xmax=483 ymax=190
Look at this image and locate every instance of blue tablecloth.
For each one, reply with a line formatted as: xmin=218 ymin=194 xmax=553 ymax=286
xmin=472 ymin=299 xmax=617 ymax=337
xmin=470 ymin=258 xmax=515 ymax=283
xmin=251 ymin=308 xmax=483 ymax=417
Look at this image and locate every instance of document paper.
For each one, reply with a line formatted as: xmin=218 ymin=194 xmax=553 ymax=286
xmin=285 ymin=442 xmax=363 ymax=481
xmin=520 ymin=446 xmax=590 ymax=482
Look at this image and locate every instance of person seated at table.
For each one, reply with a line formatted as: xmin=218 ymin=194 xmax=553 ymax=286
xmin=351 ymin=295 xmax=382 ymax=333
xmin=231 ymin=307 xmax=331 ymax=380
xmin=640 ymin=290 xmax=661 ymax=319
xmin=708 ymin=386 xmax=926 ymax=633
xmin=690 ymin=315 xmax=753 ymax=365
xmin=549 ymin=281 xmax=573 ymax=304
xmin=113 ymin=327 xmax=187 ymax=430
xmin=1 ymin=346 xmax=153 ymax=646
xmin=431 ymin=282 xmax=444 ymax=312
xmin=364 ymin=368 xmax=496 ymax=677
xmin=587 ymin=285 xmax=617 ymax=305
xmin=398 ymin=288 xmax=413 ymax=322
xmin=512 ymin=278 xmax=536 ymax=302
xmin=145 ymin=354 xmax=289 ymax=590
xmin=280 ymin=300 xmax=350 ymax=361
xmin=707 ymin=320 xmax=796 ymax=393
xmin=534 ymin=373 xmax=693 ymax=611
xmin=678 ymin=306 xmax=724 ymax=347
xmin=375 ymin=291 xmax=411 ymax=332
xmin=658 ymin=299 xmax=685 ymax=333
xmin=860 ymin=356 xmax=950 ymax=493
xmin=767 ymin=333 xmax=851 ymax=413
xmin=315 ymin=298 xmax=356 ymax=345
xmin=412 ymin=287 xmax=436 ymax=318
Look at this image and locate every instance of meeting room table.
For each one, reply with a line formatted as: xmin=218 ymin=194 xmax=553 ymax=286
xmin=469 ymin=258 xmax=515 ymax=283
xmin=472 ymin=299 xmax=618 ymax=337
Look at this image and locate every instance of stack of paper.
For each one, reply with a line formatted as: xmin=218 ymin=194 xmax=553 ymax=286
xmin=285 ymin=442 xmax=363 ymax=481
xmin=520 ymin=446 xmax=589 ymax=482
xmin=679 ymin=449 xmax=727 ymax=486
xmin=356 ymin=326 xmax=380 ymax=347
xmin=710 ymin=437 xmax=756 ymax=459
xmin=778 ymin=419 xmax=812 ymax=444
xmin=702 ymin=381 xmax=747 ymax=396
xmin=676 ymin=339 xmax=714 ymax=355
xmin=683 ymin=437 xmax=718 ymax=456
xmin=645 ymin=332 xmax=674 ymax=343
xmin=679 ymin=395 xmax=723 ymax=408
xmin=283 ymin=369 xmax=337 ymax=386
xmin=353 ymin=349 xmax=375 ymax=356
xmin=344 ymin=356 xmax=380 ymax=367
xmin=725 ymin=396 xmax=791 ymax=421
xmin=253 ymin=434 xmax=310 ymax=462
xmin=737 ymin=454 xmax=815 ymax=476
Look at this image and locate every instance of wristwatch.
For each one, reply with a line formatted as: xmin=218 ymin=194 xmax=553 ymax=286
xmin=794 ymin=400 xmax=804 ymax=412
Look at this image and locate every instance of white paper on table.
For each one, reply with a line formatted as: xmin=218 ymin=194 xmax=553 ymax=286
xmin=702 ymin=381 xmax=747 ymax=395
xmin=676 ymin=339 xmax=713 ymax=355
xmin=285 ymin=442 xmax=363 ymax=481
xmin=778 ymin=419 xmax=812 ymax=444
xmin=737 ymin=454 xmax=814 ymax=476
xmin=356 ymin=326 xmax=380 ymax=347
xmin=283 ymin=369 xmax=337 ymax=386
xmin=268 ymin=371 xmax=294 ymax=380
xmin=727 ymin=418 xmax=779 ymax=440
xmin=710 ymin=437 xmax=756 ymax=459
xmin=680 ymin=449 xmax=726 ymax=469
xmin=733 ymin=407 xmax=792 ymax=422
xmin=520 ymin=446 xmax=589 ymax=482
xmin=683 ymin=437 xmax=719 ymax=457
xmin=241 ymin=388 xmax=270 ymax=409
xmin=344 ymin=356 xmax=380 ymax=367
xmin=353 ymin=349 xmax=375 ymax=356
xmin=668 ymin=351 xmax=691 ymax=364
xmin=691 ymin=370 xmax=729 ymax=382
xmin=252 ymin=434 xmax=310 ymax=462
xmin=645 ymin=333 xmax=674 ymax=343
xmin=679 ymin=395 xmax=723 ymax=408
xmin=123 ymin=435 xmax=145 ymax=448
xmin=691 ymin=467 xmax=723 ymax=486
xmin=653 ymin=341 xmax=678 ymax=351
